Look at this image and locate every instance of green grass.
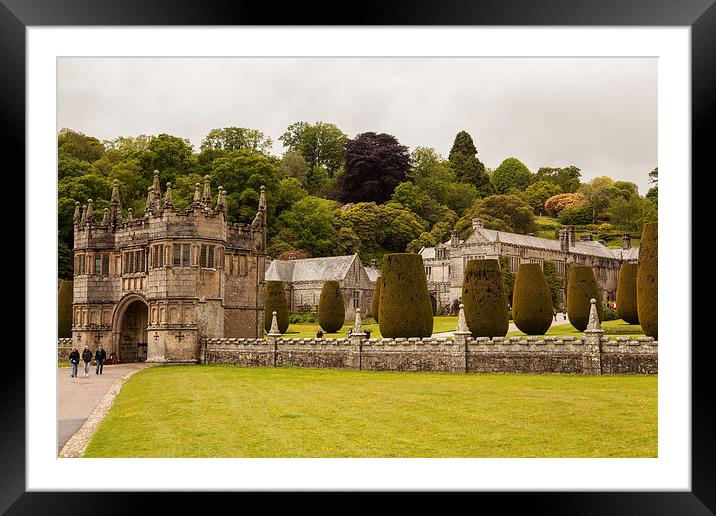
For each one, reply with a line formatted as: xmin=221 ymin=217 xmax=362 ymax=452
xmin=507 ymin=320 xmax=644 ymax=339
xmin=83 ymin=365 xmax=657 ymax=458
xmin=284 ymin=316 xmax=459 ymax=338
xmin=58 ymin=360 xmax=70 ymax=368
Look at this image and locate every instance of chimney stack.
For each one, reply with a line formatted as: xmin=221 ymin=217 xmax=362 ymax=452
xmin=622 ymin=233 xmax=632 ymax=249
xmin=472 ymin=218 xmax=484 ymax=231
xmin=450 ymin=230 xmax=460 ymax=247
xmin=559 ymin=228 xmax=569 ymax=253
xmin=370 ymin=259 xmax=377 ymax=269
xmin=568 ymin=225 xmax=576 ymax=247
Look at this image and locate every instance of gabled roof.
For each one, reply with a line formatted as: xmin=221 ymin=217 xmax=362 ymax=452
xmin=421 ymin=227 xmax=636 ymax=261
xmin=266 ymin=254 xmax=359 ymax=283
xmin=363 ymin=266 xmax=381 ymax=282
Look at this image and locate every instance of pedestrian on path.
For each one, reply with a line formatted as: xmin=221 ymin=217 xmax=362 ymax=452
xmin=95 ymin=345 xmax=107 ymax=375
xmin=81 ymin=347 xmax=92 ymax=377
xmin=69 ymin=348 xmax=80 ymax=378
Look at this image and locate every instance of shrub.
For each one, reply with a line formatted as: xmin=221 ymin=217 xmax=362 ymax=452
xmin=318 ymin=281 xmax=345 ymax=333
xmin=558 ymin=203 xmax=593 ymax=225
xmin=566 ymin=266 xmax=604 ymax=331
xmin=512 ymin=263 xmax=553 ymax=335
xmin=602 ymin=306 xmax=619 ymax=321
xmin=289 ymin=312 xmax=317 ymax=324
xmin=616 ymin=263 xmax=639 ymax=324
xmin=379 ymin=253 xmax=433 ymax=338
xmin=371 ymin=277 xmax=382 ymax=322
xmin=264 ymin=280 xmax=289 ymax=333
xmin=58 ymin=280 xmax=73 ymax=338
xmin=461 ymin=259 xmax=509 ymax=337
xmin=637 ymin=222 xmax=658 ymax=338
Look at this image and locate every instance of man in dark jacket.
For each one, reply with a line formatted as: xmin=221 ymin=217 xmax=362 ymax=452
xmin=81 ymin=347 xmax=93 ymax=377
xmin=95 ymin=345 xmax=107 ymax=375
xmin=68 ymin=348 xmax=80 ymax=378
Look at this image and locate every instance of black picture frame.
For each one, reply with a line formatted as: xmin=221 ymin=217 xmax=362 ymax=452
xmin=4 ymin=1 xmax=708 ymax=513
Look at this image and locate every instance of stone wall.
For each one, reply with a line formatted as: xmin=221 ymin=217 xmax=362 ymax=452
xmin=58 ymin=338 xmax=73 ymax=360
xmin=199 ymin=334 xmax=657 ymax=375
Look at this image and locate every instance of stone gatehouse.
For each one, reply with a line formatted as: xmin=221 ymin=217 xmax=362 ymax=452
xmin=70 ymin=171 xmax=267 ymax=363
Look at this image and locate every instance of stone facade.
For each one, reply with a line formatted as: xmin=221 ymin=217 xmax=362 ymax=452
xmin=70 ymin=172 xmax=267 ymax=363
xmin=420 ymin=218 xmax=639 ymax=313
xmin=265 ymin=255 xmax=380 ymax=321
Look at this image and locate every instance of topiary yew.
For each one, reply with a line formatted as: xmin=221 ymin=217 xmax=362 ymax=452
xmin=462 ymin=259 xmax=509 ymax=337
xmin=318 ymin=280 xmax=345 ymax=333
xmin=264 ymin=280 xmax=289 ymax=333
xmin=567 ymin=266 xmax=604 ymax=332
xmin=616 ymin=263 xmax=639 ymax=324
xmin=379 ymin=253 xmax=433 ymax=338
xmin=512 ymin=263 xmax=553 ymax=335
xmin=637 ymin=222 xmax=658 ymax=338
xmin=371 ymin=277 xmax=382 ymax=322
xmin=58 ymin=280 xmax=73 ymax=338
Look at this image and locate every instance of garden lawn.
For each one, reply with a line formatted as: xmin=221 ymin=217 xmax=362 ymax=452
xmin=83 ymin=365 xmax=657 ymax=458
xmin=284 ymin=316 xmax=459 ymax=338
xmin=507 ymin=320 xmax=644 ymax=338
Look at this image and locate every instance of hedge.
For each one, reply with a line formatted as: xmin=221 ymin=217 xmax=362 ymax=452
xmin=379 ymin=253 xmax=433 ymax=338
xmin=616 ymin=263 xmax=640 ymax=325
xmin=512 ymin=263 xmax=553 ymax=335
xmin=264 ymin=280 xmax=289 ymax=333
xmin=567 ymin=266 xmax=604 ymax=332
xmin=318 ymin=280 xmax=345 ymax=333
xmin=637 ymin=222 xmax=658 ymax=338
xmin=58 ymin=280 xmax=73 ymax=338
xmin=462 ymin=259 xmax=509 ymax=337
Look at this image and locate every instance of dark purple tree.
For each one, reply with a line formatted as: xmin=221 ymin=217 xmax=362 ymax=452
xmin=336 ymin=132 xmax=411 ymax=203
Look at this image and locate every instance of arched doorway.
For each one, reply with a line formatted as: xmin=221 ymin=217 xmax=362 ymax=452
xmin=112 ymin=295 xmax=149 ymax=362
xmin=430 ymin=295 xmax=438 ymax=316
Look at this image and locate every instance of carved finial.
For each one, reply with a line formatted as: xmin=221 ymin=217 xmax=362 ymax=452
xmin=215 ymin=186 xmax=228 ymax=212
xmin=259 ymin=184 xmax=266 ymax=211
xmin=111 ymin=179 xmax=120 ymax=203
xmin=586 ymin=298 xmax=603 ymax=332
xmin=80 ymin=204 xmax=87 ymax=224
xmin=202 ymin=175 xmax=212 ymax=205
xmin=455 ymin=303 xmax=471 ymax=335
xmin=145 ymin=186 xmax=155 ymax=215
xmin=268 ymin=310 xmax=281 ymax=336
xmin=163 ymin=182 xmax=174 ymax=208
xmin=102 ymin=207 xmax=109 ymax=224
xmin=127 ymin=207 xmax=134 ymax=222
xmin=86 ymin=199 xmax=94 ymax=223
xmin=193 ymin=182 xmax=202 ymax=207
xmin=353 ymin=307 xmax=365 ymax=336
xmin=151 ymin=171 xmax=161 ymax=204
xmin=109 ymin=179 xmax=123 ymax=227
xmin=73 ymin=202 xmax=81 ymax=224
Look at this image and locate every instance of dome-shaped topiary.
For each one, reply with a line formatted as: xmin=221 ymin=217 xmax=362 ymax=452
xmin=318 ymin=280 xmax=345 ymax=333
xmin=616 ymin=263 xmax=639 ymax=325
xmin=58 ymin=280 xmax=73 ymax=338
xmin=637 ymin=222 xmax=658 ymax=338
xmin=462 ymin=259 xmax=509 ymax=337
xmin=379 ymin=253 xmax=434 ymax=338
xmin=567 ymin=266 xmax=604 ymax=332
xmin=264 ymin=280 xmax=289 ymax=333
xmin=512 ymin=263 xmax=553 ymax=335
xmin=371 ymin=276 xmax=382 ymax=322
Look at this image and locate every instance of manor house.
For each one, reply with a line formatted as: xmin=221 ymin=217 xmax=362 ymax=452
xmin=70 ymin=171 xmax=267 ymax=363
xmin=420 ymin=218 xmax=639 ymax=313
xmin=265 ymin=254 xmax=380 ymax=322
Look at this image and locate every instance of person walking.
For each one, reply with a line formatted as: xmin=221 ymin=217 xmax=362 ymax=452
xmin=68 ymin=348 xmax=80 ymax=378
xmin=81 ymin=347 xmax=92 ymax=377
xmin=316 ymin=329 xmax=324 ymax=339
xmin=95 ymin=345 xmax=107 ymax=375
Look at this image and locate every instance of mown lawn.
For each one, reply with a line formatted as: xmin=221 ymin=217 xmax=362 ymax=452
xmin=83 ymin=365 xmax=657 ymax=458
xmin=284 ymin=316 xmax=459 ymax=338
xmin=508 ymin=320 xmax=644 ymax=338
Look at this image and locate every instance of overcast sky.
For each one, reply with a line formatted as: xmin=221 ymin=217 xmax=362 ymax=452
xmin=58 ymin=57 xmax=657 ymax=194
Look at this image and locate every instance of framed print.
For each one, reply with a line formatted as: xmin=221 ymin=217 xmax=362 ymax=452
xmin=5 ymin=0 xmax=711 ymax=513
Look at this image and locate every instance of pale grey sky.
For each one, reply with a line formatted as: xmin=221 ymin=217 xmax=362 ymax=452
xmin=58 ymin=57 xmax=657 ymax=194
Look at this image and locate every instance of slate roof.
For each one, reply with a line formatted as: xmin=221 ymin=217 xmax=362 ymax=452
xmin=363 ymin=266 xmax=381 ymax=282
xmin=422 ymin=227 xmax=636 ymax=261
xmin=266 ymin=254 xmax=359 ymax=283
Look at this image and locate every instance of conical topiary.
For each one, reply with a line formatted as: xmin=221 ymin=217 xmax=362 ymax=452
xmin=616 ymin=263 xmax=640 ymax=324
xmin=462 ymin=259 xmax=509 ymax=337
xmin=567 ymin=266 xmax=604 ymax=332
xmin=318 ymin=280 xmax=345 ymax=333
xmin=512 ymin=263 xmax=553 ymax=335
xmin=371 ymin=276 xmax=382 ymax=322
xmin=58 ymin=279 xmax=73 ymax=338
xmin=637 ymin=222 xmax=658 ymax=338
xmin=379 ymin=253 xmax=434 ymax=338
xmin=264 ymin=280 xmax=289 ymax=333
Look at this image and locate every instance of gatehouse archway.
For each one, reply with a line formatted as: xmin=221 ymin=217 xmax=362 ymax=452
xmin=111 ymin=294 xmax=149 ymax=363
